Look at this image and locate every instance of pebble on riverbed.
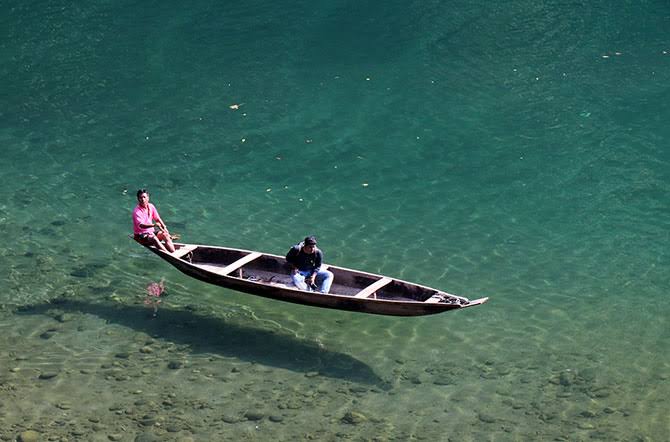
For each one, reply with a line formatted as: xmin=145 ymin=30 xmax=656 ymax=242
xmin=38 ymin=371 xmax=59 ymax=380
xmin=17 ymin=431 xmax=40 ymax=442
xmin=168 ymin=361 xmax=184 ymax=369
xmin=341 ymin=411 xmax=367 ymax=425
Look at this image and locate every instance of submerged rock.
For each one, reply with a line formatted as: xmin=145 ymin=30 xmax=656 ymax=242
xmin=477 ymin=412 xmax=496 ymax=424
xmin=342 ymin=411 xmax=367 ymax=425
xmin=55 ymin=313 xmax=74 ymax=323
xmin=38 ymin=371 xmax=58 ymax=380
xmin=433 ymin=376 xmax=455 ymax=386
xmin=579 ymin=367 xmax=597 ymax=382
xmin=39 ymin=330 xmax=57 ymax=340
xmin=17 ymin=431 xmax=40 ymax=442
xmin=165 ymin=424 xmax=181 ymax=433
xmin=559 ymin=371 xmax=576 ymax=386
xmin=577 ymin=422 xmax=595 ymax=430
xmin=590 ymin=387 xmax=611 ymax=398
xmin=140 ymin=415 xmax=157 ymax=427
xmin=244 ymin=410 xmax=265 ymax=421
xmin=134 ymin=433 xmax=161 ymax=442
xmin=168 ymin=361 xmax=184 ymax=370
xmin=222 ymin=414 xmax=241 ymax=424
xmin=580 ymin=410 xmax=597 ymax=418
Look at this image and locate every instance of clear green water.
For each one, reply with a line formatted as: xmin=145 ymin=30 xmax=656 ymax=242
xmin=2 ymin=1 xmax=669 ymax=440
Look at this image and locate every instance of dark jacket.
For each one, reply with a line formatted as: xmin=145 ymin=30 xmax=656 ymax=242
xmin=286 ymin=243 xmax=323 ymax=274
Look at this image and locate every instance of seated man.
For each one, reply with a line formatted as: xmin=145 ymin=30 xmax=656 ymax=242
xmin=286 ymin=236 xmax=333 ymax=294
xmin=132 ymin=189 xmax=175 ymax=253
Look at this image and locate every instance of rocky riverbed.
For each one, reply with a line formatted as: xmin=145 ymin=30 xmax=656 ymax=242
xmin=0 ymin=291 xmax=662 ymax=441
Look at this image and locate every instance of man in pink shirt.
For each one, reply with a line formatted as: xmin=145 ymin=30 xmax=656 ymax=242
xmin=132 ymin=189 xmax=175 ymax=253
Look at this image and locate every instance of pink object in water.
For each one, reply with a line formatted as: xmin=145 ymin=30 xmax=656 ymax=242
xmin=146 ymin=279 xmax=165 ymax=297
xmin=144 ymin=279 xmax=165 ymax=316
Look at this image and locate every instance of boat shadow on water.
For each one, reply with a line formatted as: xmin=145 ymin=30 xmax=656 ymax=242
xmin=17 ymin=297 xmax=387 ymax=388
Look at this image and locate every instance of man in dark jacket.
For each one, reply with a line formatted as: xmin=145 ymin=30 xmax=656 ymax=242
xmin=286 ymin=236 xmax=334 ymax=293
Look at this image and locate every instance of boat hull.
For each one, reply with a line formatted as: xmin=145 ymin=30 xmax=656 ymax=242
xmin=143 ymin=243 xmax=488 ymax=317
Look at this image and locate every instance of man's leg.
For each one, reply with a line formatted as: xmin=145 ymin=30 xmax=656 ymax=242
xmin=291 ymin=272 xmax=309 ymax=291
xmin=157 ymin=231 xmax=176 ymax=252
xmin=316 ymin=269 xmax=334 ymax=294
xmin=150 ymin=235 xmax=168 ymax=252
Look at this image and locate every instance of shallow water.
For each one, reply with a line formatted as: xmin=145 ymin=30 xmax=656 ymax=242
xmin=2 ymin=1 xmax=669 ymax=440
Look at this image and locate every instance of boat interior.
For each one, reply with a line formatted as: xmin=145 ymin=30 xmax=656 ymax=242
xmin=170 ymin=244 xmax=463 ymax=304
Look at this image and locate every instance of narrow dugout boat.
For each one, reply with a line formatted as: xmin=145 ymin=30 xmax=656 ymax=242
xmin=137 ymin=242 xmax=488 ymax=316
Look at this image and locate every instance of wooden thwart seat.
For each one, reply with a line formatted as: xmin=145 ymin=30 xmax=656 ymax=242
xmin=218 ymin=252 xmax=263 ymax=276
xmin=354 ymin=277 xmax=392 ymax=298
xmin=172 ymin=245 xmax=198 ymax=259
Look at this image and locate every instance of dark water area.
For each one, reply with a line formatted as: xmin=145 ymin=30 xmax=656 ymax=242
xmin=18 ymin=298 xmax=385 ymax=386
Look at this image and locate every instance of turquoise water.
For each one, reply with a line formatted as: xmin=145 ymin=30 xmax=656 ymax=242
xmin=2 ymin=1 xmax=669 ymax=440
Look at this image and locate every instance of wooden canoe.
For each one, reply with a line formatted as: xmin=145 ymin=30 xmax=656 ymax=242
xmin=138 ymin=242 xmax=488 ymax=316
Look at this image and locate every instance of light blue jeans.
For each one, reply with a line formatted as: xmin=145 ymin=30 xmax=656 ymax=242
xmin=292 ymin=268 xmax=334 ymax=294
